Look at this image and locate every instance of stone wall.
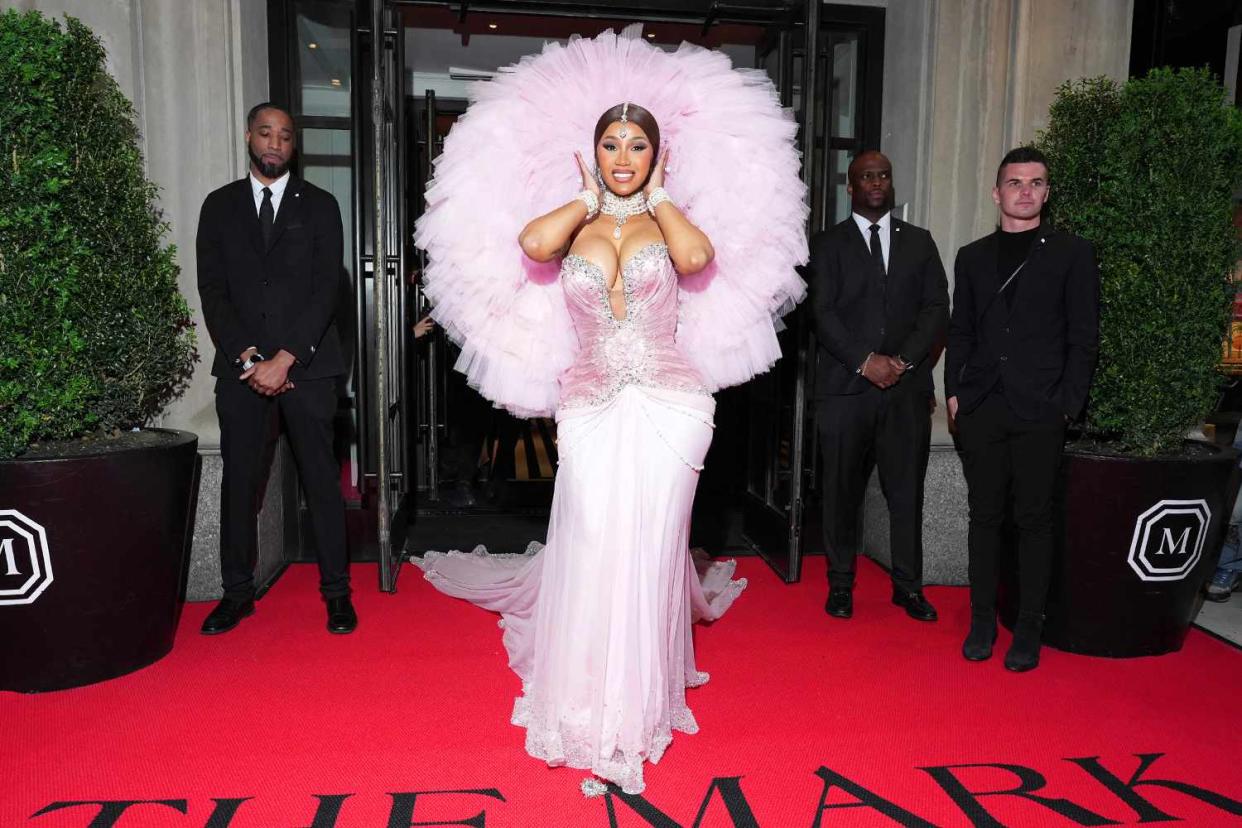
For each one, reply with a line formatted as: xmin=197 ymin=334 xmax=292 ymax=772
xmin=881 ymin=0 xmax=1132 ymax=428
xmin=5 ymin=0 xmax=268 ymax=449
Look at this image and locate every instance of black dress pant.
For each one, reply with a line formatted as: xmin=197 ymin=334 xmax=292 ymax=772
xmin=216 ymin=377 xmax=349 ymax=601
xmin=956 ymin=391 xmax=1066 ymax=616
xmin=817 ymin=385 xmax=931 ymax=592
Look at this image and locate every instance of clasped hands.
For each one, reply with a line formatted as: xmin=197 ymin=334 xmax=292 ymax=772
xmin=862 ymin=353 xmax=908 ymax=389
xmin=239 ymin=348 xmax=297 ymax=396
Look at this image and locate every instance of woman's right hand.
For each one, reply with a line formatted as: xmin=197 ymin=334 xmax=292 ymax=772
xmin=574 ymin=151 xmax=600 ymax=197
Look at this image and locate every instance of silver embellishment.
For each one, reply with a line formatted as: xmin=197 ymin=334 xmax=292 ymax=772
xmin=558 ymin=244 xmax=710 ymax=418
xmin=600 ymin=189 xmax=647 ymax=240
xmin=581 ymin=778 xmax=608 ymax=798
xmin=576 ymin=189 xmax=599 ymax=218
xmin=646 ymin=187 xmax=671 ymax=216
xmin=618 ymin=102 xmax=629 ymax=139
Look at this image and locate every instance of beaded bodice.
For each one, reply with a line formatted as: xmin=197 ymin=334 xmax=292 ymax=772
xmin=558 ymin=242 xmax=707 ymax=410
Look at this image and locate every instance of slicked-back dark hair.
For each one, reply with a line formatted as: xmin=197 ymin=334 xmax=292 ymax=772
xmin=247 ymin=101 xmax=293 ymax=130
xmin=593 ymin=103 xmax=661 ymax=159
xmin=996 ymin=146 xmax=1048 ymax=184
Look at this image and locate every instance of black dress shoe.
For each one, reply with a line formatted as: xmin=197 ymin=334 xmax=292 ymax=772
xmin=1004 ymin=612 xmax=1043 ymax=672
xmin=326 ymin=596 xmax=357 ymax=634
xmin=892 ymin=589 xmax=938 ymax=622
xmin=200 ymin=597 xmax=255 ymax=635
xmin=825 ymin=587 xmax=853 ymax=619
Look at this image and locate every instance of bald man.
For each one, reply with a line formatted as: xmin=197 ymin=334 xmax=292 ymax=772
xmin=808 ymin=151 xmax=949 ymax=622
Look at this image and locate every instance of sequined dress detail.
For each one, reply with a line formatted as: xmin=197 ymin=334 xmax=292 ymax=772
xmin=558 ymin=242 xmax=707 ymax=411
xmin=414 ymin=243 xmax=746 ymax=795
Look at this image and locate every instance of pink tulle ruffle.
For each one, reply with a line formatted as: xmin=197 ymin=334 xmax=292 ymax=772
xmin=415 ymin=26 xmax=808 ymax=416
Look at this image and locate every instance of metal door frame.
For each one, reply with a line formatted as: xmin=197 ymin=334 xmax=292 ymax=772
xmin=362 ymin=0 xmax=409 ymax=591
xmin=378 ymin=0 xmax=865 ymax=584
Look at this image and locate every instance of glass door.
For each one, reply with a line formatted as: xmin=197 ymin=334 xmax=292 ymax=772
xmin=740 ymin=2 xmax=885 ymax=583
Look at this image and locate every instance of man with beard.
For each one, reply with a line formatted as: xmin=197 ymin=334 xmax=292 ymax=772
xmin=808 ymin=150 xmax=949 ymax=622
xmin=196 ymin=103 xmax=355 ymax=634
xmin=946 ymin=147 xmax=1098 ymax=671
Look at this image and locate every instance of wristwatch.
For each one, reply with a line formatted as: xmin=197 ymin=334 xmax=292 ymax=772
xmin=241 ymin=352 xmax=267 ymax=371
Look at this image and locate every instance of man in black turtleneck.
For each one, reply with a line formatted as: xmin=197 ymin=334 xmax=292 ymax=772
xmin=945 ymin=146 xmax=1099 ymax=672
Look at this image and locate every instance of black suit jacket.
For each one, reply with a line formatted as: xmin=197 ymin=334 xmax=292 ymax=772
xmin=808 ymin=216 xmax=949 ymax=397
xmin=945 ymin=222 xmax=1099 ymax=420
xmin=196 ymin=175 xmax=346 ymax=380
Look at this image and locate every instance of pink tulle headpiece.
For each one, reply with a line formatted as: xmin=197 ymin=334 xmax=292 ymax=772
xmin=415 ymin=26 xmax=809 ymax=418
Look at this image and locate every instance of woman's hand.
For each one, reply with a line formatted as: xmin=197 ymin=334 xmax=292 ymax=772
xmin=412 ymin=315 xmax=435 ymax=339
xmin=574 ymin=151 xmax=600 ymax=197
xmin=645 ymin=147 xmax=669 ymax=196
xmin=518 ymin=153 xmax=602 ymax=261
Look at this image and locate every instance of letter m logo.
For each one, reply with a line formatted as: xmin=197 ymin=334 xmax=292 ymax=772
xmin=0 ymin=537 xmax=19 ymax=576
xmin=1127 ymin=499 xmax=1210 ymax=582
xmin=1156 ymin=527 xmax=1190 ymax=556
xmin=0 ymin=509 xmax=54 ymax=605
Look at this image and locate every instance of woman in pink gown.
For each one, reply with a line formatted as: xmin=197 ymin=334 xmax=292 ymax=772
xmin=413 ymin=29 xmax=808 ymax=794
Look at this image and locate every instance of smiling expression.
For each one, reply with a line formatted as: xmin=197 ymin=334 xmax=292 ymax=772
xmin=595 ymin=121 xmax=653 ymax=197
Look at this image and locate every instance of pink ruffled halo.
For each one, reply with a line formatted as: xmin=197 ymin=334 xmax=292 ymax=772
xmin=415 ymin=25 xmax=808 ymax=417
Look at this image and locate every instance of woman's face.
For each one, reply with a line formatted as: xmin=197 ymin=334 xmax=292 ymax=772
xmin=595 ymin=121 xmax=653 ymax=197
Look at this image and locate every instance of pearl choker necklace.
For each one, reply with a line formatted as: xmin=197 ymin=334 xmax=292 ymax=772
xmin=600 ymin=189 xmax=648 ymax=240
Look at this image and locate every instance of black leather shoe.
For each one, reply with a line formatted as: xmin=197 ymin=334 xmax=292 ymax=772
xmin=200 ymin=597 xmax=255 ymax=635
xmin=326 ymin=596 xmax=357 ymax=634
xmin=892 ymin=589 xmax=938 ymax=622
xmin=1004 ymin=612 xmax=1043 ymax=672
xmin=825 ymin=587 xmax=853 ymax=619
xmin=962 ymin=615 xmax=997 ymax=661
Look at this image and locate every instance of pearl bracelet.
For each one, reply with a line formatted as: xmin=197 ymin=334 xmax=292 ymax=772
xmin=646 ymin=187 xmax=671 ymax=216
xmin=576 ymin=189 xmax=599 ymax=218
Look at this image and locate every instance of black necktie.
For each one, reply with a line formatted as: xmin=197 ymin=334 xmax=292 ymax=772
xmin=869 ymin=223 xmax=885 ymax=276
xmin=259 ymin=187 xmax=274 ymax=248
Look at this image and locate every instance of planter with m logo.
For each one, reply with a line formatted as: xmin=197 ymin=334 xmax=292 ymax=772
xmin=999 ymin=443 xmax=1237 ymax=657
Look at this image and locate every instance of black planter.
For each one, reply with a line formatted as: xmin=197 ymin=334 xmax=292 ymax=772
xmin=0 ymin=429 xmax=198 ymax=691
xmin=1000 ymin=440 xmax=1237 ymax=657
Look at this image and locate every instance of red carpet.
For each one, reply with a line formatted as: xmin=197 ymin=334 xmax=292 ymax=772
xmin=4 ymin=556 xmax=1242 ymax=827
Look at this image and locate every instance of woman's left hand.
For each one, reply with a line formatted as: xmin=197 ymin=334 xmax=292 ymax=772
xmin=413 ymin=314 xmax=436 ymax=339
xmin=645 ymin=147 xmax=669 ymax=196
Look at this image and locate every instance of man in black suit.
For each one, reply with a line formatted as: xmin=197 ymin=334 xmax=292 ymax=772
xmin=196 ymin=103 xmax=356 ymax=635
xmin=809 ymin=151 xmax=949 ymax=622
xmin=946 ymin=146 xmax=1099 ymax=671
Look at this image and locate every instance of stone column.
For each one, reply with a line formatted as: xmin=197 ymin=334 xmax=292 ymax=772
xmin=869 ymin=0 xmax=1132 ymax=582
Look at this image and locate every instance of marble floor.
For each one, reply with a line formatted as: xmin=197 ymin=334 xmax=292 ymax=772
xmin=1195 ymin=590 xmax=1242 ymax=647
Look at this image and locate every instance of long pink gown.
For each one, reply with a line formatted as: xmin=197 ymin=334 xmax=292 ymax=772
xmin=415 ymin=242 xmax=745 ymax=794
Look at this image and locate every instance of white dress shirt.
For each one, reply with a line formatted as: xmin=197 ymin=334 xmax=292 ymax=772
xmin=249 ymin=171 xmax=290 ymax=218
xmin=852 ymin=210 xmax=891 ymax=270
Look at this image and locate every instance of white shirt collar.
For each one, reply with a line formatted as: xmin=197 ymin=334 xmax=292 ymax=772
xmin=249 ymin=170 xmax=290 ymax=199
xmin=851 ymin=210 xmax=891 ymax=236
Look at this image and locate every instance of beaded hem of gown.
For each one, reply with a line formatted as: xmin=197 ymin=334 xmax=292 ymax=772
xmin=417 ymin=544 xmax=746 ymax=794
xmin=414 ymin=243 xmax=746 ymax=795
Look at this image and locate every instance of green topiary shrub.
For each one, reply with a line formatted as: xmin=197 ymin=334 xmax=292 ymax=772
xmin=0 ymin=10 xmax=196 ymax=459
xmin=1038 ymin=68 xmax=1242 ymax=456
